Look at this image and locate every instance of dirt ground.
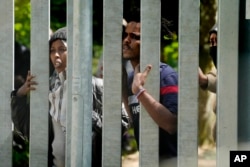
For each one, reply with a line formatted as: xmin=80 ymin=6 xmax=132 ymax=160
xmin=122 ymin=147 xmax=216 ymax=167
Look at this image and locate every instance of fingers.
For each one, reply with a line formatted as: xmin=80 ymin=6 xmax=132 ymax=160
xmin=25 ymin=80 xmax=37 ymax=92
xmin=142 ymin=64 xmax=152 ymax=77
xmin=26 ymin=71 xmax=36 ymax=82
xmin=29 ymin=86 xmax=37 ymax=91
xmin=26 ymin=71 xmax=38 ymax=86
xmin=29 ymin=80 xmax=38 ymax=86
xmin=26 ymin=71 xmax=38 ymax=90
xmin=26 ymin=71 xmax=31 ymax=80
xmin=134 ymin=64 xmax=140 ymax=74
xmin=132 ymin=64 xmax=152 ymax=93
xmin=134 ymin=64 xmax=152 ymax=75
xmin=16 ymin=71 xmax=38 ymax=96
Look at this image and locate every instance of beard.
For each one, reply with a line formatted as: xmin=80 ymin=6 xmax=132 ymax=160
xmin=122 ymin=49 xmax=139 ymax=61
xmin=209 ymin=46 xmax=217 ymax=68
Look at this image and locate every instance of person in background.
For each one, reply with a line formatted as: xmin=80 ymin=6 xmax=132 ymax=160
xmin=199 ymin=27 xmax=217 ymax=93
xmin=11 ymin=27 xmax=129 ymax=167
xmin=198 ymin=26 xmax=218 ymax=142
xmin=12 ymin=31 xmax=53 ymax=166
xmin=122 ymin=11 xmax=178 ymax=165
xmin=95 ymin=18 xmax=133 ymax=154
xmin=11 ymin=41 xmax=31 ymax=167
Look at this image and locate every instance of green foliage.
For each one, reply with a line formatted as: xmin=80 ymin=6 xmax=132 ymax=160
xmin=15 ymin=0 xmax=31 ymax=47
xmin=50 ymin=0 xmax=66 ymax=31
xmin=13 ymin=143 xmax=29 ymax=167
xmin=14 ymin=0 xmax=67 ymax=47
xmin=12 ymin=131 xmax=29 ymax=167
xmin=161 ymin=34 xmax=178 ymax=70
xmin=92 ymin=44 xmax=103 ymax=75
xmin=122 ymin=128 xmax=138 ymax=156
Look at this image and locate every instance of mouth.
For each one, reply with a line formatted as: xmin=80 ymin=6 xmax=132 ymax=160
xmin=54 ymin=59 xmax=62 ymax=68
xmin=123 ymin=43 xmax=131 ymax=48
xmin=123 ymin=45 xmax=130 ymax=52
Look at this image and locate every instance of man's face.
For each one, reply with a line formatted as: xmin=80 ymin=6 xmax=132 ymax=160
xmin=209 ymin=32 xmax=217 ymax=67
xmin=122 ymin=21 xmax=141 ymax=60
xmin=209 ymin=32 xmax=217 ymax=47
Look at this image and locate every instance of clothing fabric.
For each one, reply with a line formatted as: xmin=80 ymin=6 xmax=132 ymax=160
xmin=11 ymin=70 xmax=129 ymax=167
xmin=49 ymin=27 xmax=67 ymax=48
xmin=48 ymin=70 xmax=67 ymax=166
xmin=209 ymin=46 xmax=217 ymax=68
xmin=206 ymin=67 xmax=217 ymax=93
xmin=11 ymin=94 xmax=54 ymax=166
xmin=127 ymin=62 xmax=178 ymax=157
xmin=51 ymin=118 xmax=65 ymax=167
xmin=49 ymin=70 xmax=67 ymax=130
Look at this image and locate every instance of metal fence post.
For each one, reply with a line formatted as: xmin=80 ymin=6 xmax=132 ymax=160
xmin=102 ymin=0 xmax=123 ymax=166
xmin=217 ymin=0 xmax=239 ymax=166
xmin=0 ymin=0 xmax=14 ymax=166
xmin=70 ymin=0 xmax=93 ymax=166
xmin=66 ymin=0 xmax=73 ymax=166
xmin=178 ymin=0 xmax=200 ymax=166
xmin=140 ymin=1 xmax=161 ymax=166
xmin=29 ymin=0 xmax=50 ymax=166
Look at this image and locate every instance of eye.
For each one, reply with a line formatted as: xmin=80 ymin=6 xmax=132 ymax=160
xmin=130 ymin=33 xmax=140 ymax=40
xmin=50 ymin=49 xmax=56 ymax=54
xmin=58 ymin=47 xmax=67 ymax=54
xmin=50 ymin=47 xmax=67 ymax=55
xmin=122 ymin=32 xmax=128 ymax=40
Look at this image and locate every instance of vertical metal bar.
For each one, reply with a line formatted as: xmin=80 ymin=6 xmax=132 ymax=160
xmin=66 ymin=0 xmax=73 ymax=166
xmin=70 ymin=0 xmax=93 ymax=166
xmin=0 ymin=0 xmax=14 ymax=166
xmin=102 ymin=0 xmax=123 ymax=166
xmin=140 ymin=0 xmax=160 ymax=167
xmin=30 ymin=0 xmax=50 ymax=166
xmin=178 ymin=0 xmax=199 ymax=167
xmin=217 ymin=0 xmax=239 ymax=166
xmin=246 ymin=0 xmax=250 ymax=19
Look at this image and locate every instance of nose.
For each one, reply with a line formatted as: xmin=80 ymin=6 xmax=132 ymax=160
xmin=210 ymin=38 xmax=217 ymax=46
xmin=212 ymin=40 xmax=217 ymax=46
xmin=55 ymin=52 xmax=60 ymax=57
xmin=50 ymin=50 xmax=60 ymax=57
xmin=123 ymin=35 xmax=130 ymax=44
xmin=210 ymin=40 xmax=214 ymax=46
xmin=50 ymin=52 xmax=60 ymax=60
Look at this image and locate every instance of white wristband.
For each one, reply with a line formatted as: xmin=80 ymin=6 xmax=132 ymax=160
xmin=135 ymin=88 xmax=146 ymax=99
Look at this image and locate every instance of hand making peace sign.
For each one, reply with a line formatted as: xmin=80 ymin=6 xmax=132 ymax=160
xmin=132 ymin=64 xmax=152 ymax=95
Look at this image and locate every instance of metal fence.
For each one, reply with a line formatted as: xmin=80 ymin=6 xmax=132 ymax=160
xmin=0 ymin=0 xmax=243 ymax=166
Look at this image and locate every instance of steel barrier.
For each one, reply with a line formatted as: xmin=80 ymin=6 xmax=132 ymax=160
xmin=0 ymin=0 xmax=241 ymax=166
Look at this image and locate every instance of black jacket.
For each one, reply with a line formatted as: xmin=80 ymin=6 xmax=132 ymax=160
xmin=11 ymin=76 xmax=129 ymax=167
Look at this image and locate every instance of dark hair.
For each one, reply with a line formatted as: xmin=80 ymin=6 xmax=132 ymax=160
xmin=209 ymin=29 xmax=217 ymax=36
xmin=49 ymin=27 xmax=67 ymax=48
xmin=124 ymin=7 xmax=140 ymax=23
xmin=209 ymin=23 xmax=218 ymax=35
xmin=49 ymin=27 xmax=67 ymax=75
xmin=124 ymin=6 xmax=173 ymax=40
xmin=161 ymin=18 xmax=173 ymax=39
